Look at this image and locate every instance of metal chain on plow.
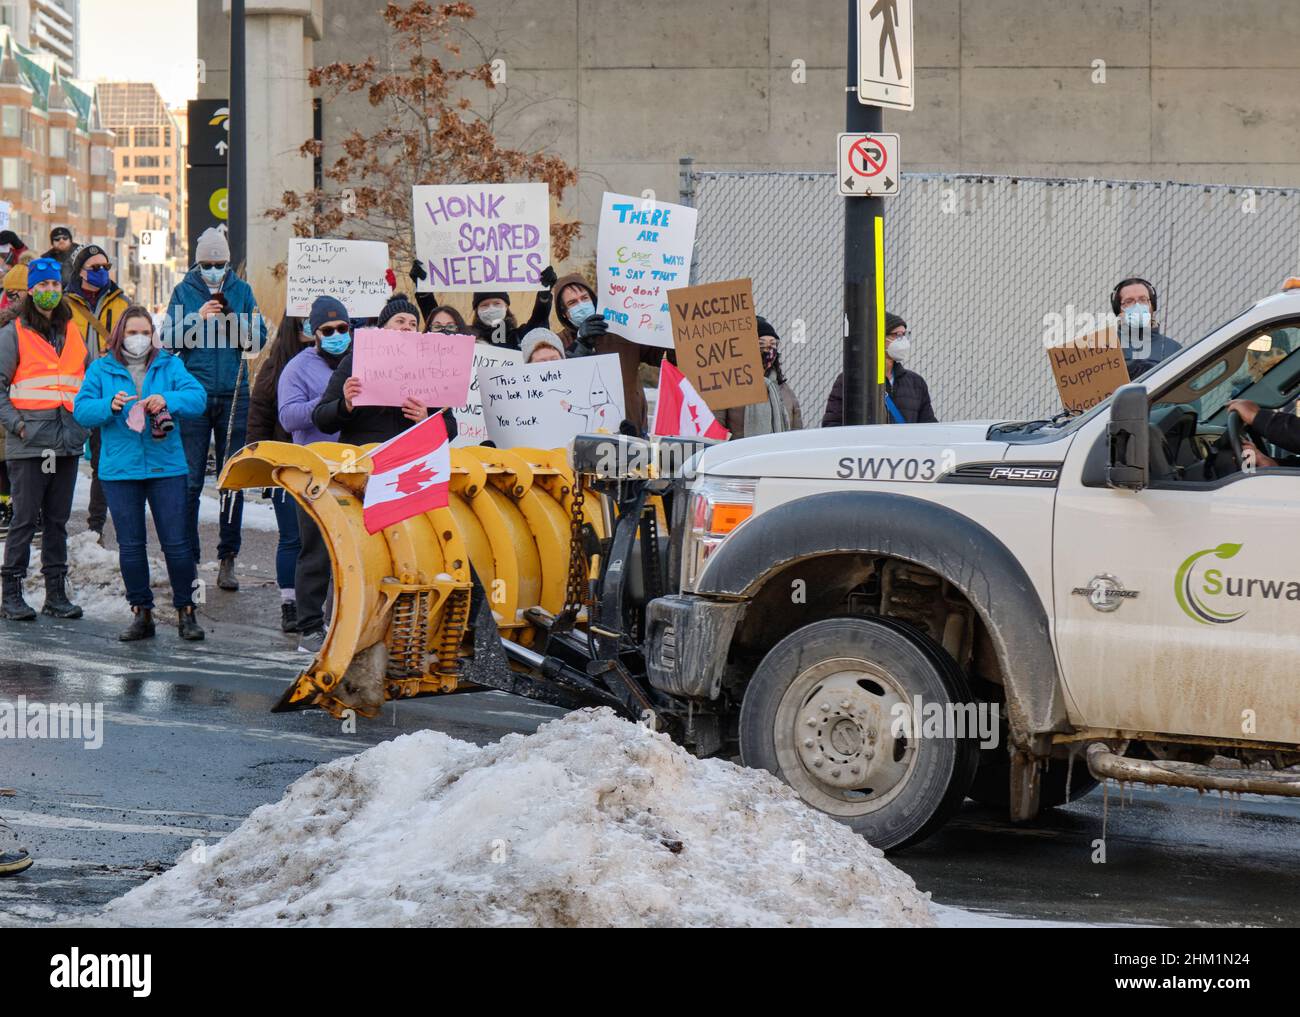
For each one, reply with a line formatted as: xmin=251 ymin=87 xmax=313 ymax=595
xmin=554 ymin=471 xmax=590 ymax=633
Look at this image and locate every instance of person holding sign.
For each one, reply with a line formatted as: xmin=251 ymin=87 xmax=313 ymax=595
xmin=469 ymin=271 xmax=556 ymax=351
xmin=822 ymin=312 xmax=935 ymax=427
xmin=717 ymin=317 xmax=803 ymax=438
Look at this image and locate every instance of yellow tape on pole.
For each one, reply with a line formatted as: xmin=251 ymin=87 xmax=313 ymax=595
xmin=874 ymin=214 xmax=885 ymax=384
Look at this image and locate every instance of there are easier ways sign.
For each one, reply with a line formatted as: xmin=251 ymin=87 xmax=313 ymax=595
xmin=286 ymin=238 xmax=391 ymax=318
xmin=595 ymin=193 xmax=697 ymax=349
xmin=412 ymin=183 xmax=550 ymax=293
xmin=668 ymin=278 xmax=765 ymax=411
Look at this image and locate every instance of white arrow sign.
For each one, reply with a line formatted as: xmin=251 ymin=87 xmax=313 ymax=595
xmin=215 ymin=140 xmax=228 ymax=156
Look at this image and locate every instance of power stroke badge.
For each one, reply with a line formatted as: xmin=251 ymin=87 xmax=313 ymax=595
xmin=1072 ymin=574 xmax=1139 ymax=613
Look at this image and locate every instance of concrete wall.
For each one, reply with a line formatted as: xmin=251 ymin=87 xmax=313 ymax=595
xmin=200 ymin=0 xmax=1300 ymax=266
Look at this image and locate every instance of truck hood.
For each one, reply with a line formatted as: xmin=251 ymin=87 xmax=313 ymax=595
xmin=693 ymin=421 xmax=1012 ymax=479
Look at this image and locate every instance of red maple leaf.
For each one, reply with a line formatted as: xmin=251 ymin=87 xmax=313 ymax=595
xmin=391 ymin=460 xmax=437 ymax=495
xmin=687 ymin=402 xmax=702 ymax=434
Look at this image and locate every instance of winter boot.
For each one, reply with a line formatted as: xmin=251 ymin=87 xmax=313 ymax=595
xmin=119 ymin=606 xmax=155 ymax=642
xmin=178 ymin=605 xmax=205 ymax=641
xmin=280 ymin=599 xmax=298 ymax=633
xmin=41 ymin=574 xmax=83 ymax=619
xmin=1 ymin=575 xmax=35 ymax=621
xmin=217 ymin=555 xmax=239 ymax=591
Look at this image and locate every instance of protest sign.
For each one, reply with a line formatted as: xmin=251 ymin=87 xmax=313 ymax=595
xmin=668 ymin=278 xmax=765 ymax=411
xmin=481 ymin=354 xmax=625 ymax=449
xmin=286 ymin=238 xmax=391 ymax=317
xmin=595 ymin=192 xmax=697 ymax=348
xmin=0 ymin=200 xmax=10 ymax=231
xmin=1047 ymin=324 xmax=1130 ymax=412
xmin=412 ymin=182 xmax=550 ymax=293
xmin=352 ymin=328 xmax=475 ymax=408
xmin=452 ymin=345 xmax=524 ymax=447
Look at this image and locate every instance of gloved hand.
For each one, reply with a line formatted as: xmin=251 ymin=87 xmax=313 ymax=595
xmin=539 ymin=264 xmax=557 ymax=289
xmin=385 ymin=268 xmax=397 ymax=291
xmin=573 ymin=313 xmax=608 ymax=357
xmin=408 ymin=259 xmax=427 ymax=285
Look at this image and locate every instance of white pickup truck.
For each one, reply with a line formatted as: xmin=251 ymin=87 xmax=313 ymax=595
xmin=641 ymin=286 xmax=1300 ymax=849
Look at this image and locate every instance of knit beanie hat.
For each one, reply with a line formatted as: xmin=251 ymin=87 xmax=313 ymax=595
xmin=520 ymin=327 xmax=565 ymax=363
xmin=377 ymin=294 xmax=421 ymax=329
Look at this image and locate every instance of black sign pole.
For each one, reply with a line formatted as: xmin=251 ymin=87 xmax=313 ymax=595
xmin=844 ymin=0 xmax=885 ymax=426
xmin=228 ymin=0 xmax=247 ymax=274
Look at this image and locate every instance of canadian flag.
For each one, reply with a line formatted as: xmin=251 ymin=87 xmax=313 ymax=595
xmin=653 ymin=359 xmax=730 ymax=441
xmin=362 ymin=412 xmax=451 ymax=534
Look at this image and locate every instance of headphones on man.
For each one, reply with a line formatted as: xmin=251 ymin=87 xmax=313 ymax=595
xmin=1110 ymin=277 xmax=1158 ymax=315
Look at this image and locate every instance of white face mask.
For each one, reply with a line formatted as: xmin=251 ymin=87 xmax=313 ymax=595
xmin=886 ymin=336 xmax=910 ymax=362
xmin=123 ymin=333 xmax=153 ymax=357
xmin=478 ymin=305 xmax=507 ymax=326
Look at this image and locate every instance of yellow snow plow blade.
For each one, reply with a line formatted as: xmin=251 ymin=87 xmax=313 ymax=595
xmin=218 ymin=441 xmax=601 ymax=719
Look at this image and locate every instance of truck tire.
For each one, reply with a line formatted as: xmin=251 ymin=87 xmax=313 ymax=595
xmin=739 ymin=617 xmax=979 ymax=852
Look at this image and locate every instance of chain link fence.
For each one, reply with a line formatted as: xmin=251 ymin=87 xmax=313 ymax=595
xmin=684 ymin=169 xmax=1300 ymax=423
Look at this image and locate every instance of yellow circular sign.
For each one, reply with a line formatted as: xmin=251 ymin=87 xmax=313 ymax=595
xmin=210 ymin=187 xmax=228 ymax=221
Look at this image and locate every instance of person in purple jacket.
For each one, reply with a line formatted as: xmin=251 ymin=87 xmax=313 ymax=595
xmin=277 ymin=295 xmax=345 ymax=653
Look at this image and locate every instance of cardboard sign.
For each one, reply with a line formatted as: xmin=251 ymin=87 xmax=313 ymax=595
xmin=412 ymin=183 xmax=550 ymax=293
xmin=1047 ymin=324 xmax=1130 ymax=412
xmin=668 ymin=278 xmax=765 ymax=411
xmin=352 ymin=328 xmax=475 ymax=408
xmin=595 ymin=192 xmax=697 ymax=349
xmin=452 ymin=344 xmax=524 ymax=447
xmin=480 ymin=354 xmax=625 ymax=449
xmin=286 ymin=238 xmax=391 ymax=318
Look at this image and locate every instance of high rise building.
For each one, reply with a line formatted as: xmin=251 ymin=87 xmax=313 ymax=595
xmin=0 ymin=25 xmax=114 ymax=259
xmin=0 ymin=0 xmax=79 ymax=78
xmin=96 ymin=82 xmax=182 ymax=253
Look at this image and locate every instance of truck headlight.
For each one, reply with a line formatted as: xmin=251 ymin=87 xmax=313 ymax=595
xmin=681 ymin=476 xmax=756 ymax=591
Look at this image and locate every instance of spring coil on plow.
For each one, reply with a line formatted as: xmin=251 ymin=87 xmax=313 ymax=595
xmin=437 ymin=585 xmax=472 ymax=678
xmin=386 ymin=590 xmax=431 ymax=680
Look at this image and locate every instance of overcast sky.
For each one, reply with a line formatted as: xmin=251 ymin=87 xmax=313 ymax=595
xmin=80 ymin=0 xmax=199 ymax=109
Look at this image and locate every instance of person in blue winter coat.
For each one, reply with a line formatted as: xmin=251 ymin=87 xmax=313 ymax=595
xmin=74 ymin=305 xmax=208 ymax=642
xmin=159 ymin=226 xmax=268 ymax=592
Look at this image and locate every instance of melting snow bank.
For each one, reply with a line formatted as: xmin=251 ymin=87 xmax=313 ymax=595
xmin=100 ymin=709 xmax=936 ymax=928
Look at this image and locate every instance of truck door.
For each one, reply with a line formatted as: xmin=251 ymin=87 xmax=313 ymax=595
xmin=1052 ymin=320 xmax=1300 ymax=745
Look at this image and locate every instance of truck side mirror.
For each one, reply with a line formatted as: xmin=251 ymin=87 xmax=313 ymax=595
xmin=1107 ymin=384 xmax=1150 ymax=490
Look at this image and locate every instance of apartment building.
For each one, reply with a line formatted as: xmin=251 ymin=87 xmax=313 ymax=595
xmin=97 ymin=81 xmax=182 ymax=245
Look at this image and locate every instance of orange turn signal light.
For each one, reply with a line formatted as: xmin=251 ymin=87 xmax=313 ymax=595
xmin=708 ymin=502 xmax=753 ymax=533
xmin=1283 ymin=277 xmax=1300 ymax=292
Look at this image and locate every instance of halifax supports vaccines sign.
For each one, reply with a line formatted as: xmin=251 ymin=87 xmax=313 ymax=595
xmin=412 ymin=183 xmax=550 ymax=293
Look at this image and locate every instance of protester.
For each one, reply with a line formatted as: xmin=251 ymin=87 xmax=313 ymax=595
xmin=1 ymin=263 xmax=25 ymax=313
xmin=41 ymin=226 xmax=76 ymax=279
xmin=469 ymin=270 xmax=557 ymax=350
xmin=73 ymin=306 xmax=207 ymax=642
xmin=65 ymin=244 xmax=130 ymax=540
xmin=160 ymin=226 xmax=266 ymax=592
xmin=376 ymin=293 xmax=420 ymax=332
xmin=277 ymin=296 xmax=347 ymax=654
xmin=425 ymin=304 xmax=467 ymax=334
xmin=822 ymin=312 xmax=936 ymax=426
xmin=718 ymin=316 xmax=802 ymax=438
xmin=551 ymin=272 xmax=600 ymax=353
xmin=0 ymin=230 xmax=29 ymax=269
xmin=0 ymin=268 xmax=18 ymax=535
xmin=521 ymin=327 xmax=565 ymax=364
xmin=246 ymin=314 xmax=312 ymax=633
xmin=0 ymin=257 xmax=92 ymax=621
xmin=1111 ymin=277 xmax=1181 ymax=379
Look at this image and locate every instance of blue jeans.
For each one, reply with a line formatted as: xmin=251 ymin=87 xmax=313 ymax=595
xmin=271 ymin=487 xmax=301 ymax=591
xmin=179 ymin=389 xmax=248 ymax=563
xmin=101 ymin=475 xmax=196 ymax=609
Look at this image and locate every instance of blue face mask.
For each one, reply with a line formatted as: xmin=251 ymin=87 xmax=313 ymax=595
xmin=85 ymin=267 xmax=110 ymax=289
xmin=568 ymin=300 xmax=596 ymax=326
xmin=319 ymin=333 xmax=351 ymax=356
xmin=200 ymin=265 xmax=226 ymax=288
xmin=1123 ymin=304 xmax=1152 ymax=329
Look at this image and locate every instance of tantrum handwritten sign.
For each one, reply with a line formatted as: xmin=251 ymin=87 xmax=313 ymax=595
xmin=1046 ymin=324 xmax=1130 ymax=412
xmin=595 ymin=192 xmax=697 ymax=349
xmin=412 ymin=183 xmax=550 ymax=293
xmin=452 ymin=344 xmax=524 ymax=447
xmin=480 ymin=353 xmax=625 ymax=449
xmin=286 ymin=238 xmax=391 ymax=318
xmin=352 ymin=328 xmax=476 ymax=408
xmin=668 ymin=277 xmax=765 ymax=411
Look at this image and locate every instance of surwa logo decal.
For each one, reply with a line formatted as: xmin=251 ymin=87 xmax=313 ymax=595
xmin=1174 ymin=542 xmax=1300 ymax=625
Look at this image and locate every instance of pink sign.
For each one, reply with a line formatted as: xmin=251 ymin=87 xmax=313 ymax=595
xmin=351 ymin=328 xmax=476 ymax=408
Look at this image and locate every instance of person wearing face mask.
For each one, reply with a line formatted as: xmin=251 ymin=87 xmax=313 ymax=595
xmin=65 ymin=245 xmax=130 ymax=541
xmin=717 ymin=316 xmax=803 ymax=439
xmin=470 ymin=280 xmax=555 ymax=351
xmin=247 ymin=314 xmax=314 ymax=634
xmin=73 ymin=306 xmax=207 ymax=642
xmin=160 ymin=226 xmax=268 ymax=592
xmin=0 ymin=265 xmax=20 ymax=537
xmin=822 ymin=312 xmax=935 ymax=427
xmin=277 ymin=296 xmax=348 ymax=655
xmin=1110 ymin=277 xmax=1181 ymax=379
xmin=0 ymin=258 xmax=94 ymax=621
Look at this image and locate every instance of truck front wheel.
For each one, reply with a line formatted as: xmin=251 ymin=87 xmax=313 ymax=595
xmin=739 ymin=617 xmax=979 ymax=851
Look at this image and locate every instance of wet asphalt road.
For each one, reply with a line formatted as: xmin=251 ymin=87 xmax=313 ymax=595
xmin=0 ymin=514 xmax=1297 ymax=927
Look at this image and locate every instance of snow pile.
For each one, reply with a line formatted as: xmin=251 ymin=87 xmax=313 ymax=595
xmin=22 ymin=530 xmax=168 ymax=621
xmin=100 ymin=709 xmax=936 ymax=928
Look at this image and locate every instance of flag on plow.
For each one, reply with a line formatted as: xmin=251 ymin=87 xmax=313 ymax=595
xmin=652 ymin=358 xmax=730 ymax=441
xmin=362 ymin=412 xmax=451 ymax=534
